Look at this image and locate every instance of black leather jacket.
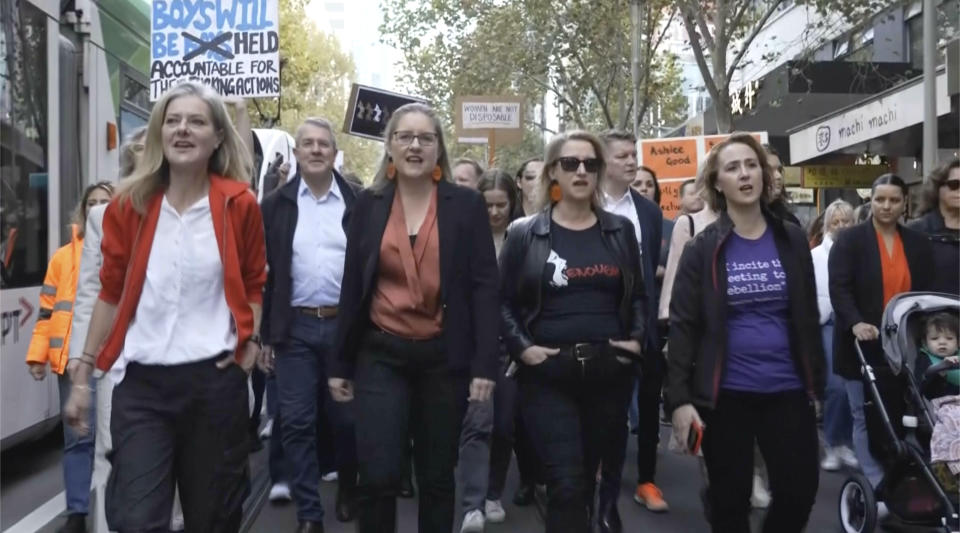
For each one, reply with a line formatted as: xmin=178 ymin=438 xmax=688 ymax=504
xmin=499 ymin=208 xmax=647 ymax=361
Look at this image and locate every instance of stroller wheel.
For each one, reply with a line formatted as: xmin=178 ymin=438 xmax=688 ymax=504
xmin=839 ymin=473 xmax=878 ymax=533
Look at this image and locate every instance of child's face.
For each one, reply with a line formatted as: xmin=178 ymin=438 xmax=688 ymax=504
xmin=925 ymin=326 xmax=958 ymax=357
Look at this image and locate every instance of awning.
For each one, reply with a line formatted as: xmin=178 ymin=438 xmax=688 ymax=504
xmin=788 ymin=69 xmax=951 ymax=164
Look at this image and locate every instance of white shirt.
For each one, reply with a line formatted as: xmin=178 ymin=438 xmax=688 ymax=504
xmin=602 ymin=189 xmax=643 ymax=250
xmin=290 ymin=177 xmax=347 ymax=307
xmin=811 ymin=234 xmax=835 ymax=325
xmin=112 ymin=196 xmax=236 ymax=383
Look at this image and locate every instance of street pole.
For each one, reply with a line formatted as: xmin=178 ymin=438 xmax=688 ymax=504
xmin=922 ymin=0 xmax=938 ymax=178
xmin=630 ymin=0 xmax=641 ymax=139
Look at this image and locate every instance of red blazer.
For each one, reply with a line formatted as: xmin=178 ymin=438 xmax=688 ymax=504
xmin=96 ymin=175 xmax=266 ymax=372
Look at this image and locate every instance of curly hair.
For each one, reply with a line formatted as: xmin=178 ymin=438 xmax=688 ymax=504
xmin=918 ymin=159 xmax=960 ymax=215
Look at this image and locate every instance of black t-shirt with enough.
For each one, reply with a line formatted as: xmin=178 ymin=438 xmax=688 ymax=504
xmin=531 ymin=222 xmax=624 ymax=345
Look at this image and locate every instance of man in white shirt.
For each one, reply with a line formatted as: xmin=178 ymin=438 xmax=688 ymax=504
xmin=258 ymin=118 xmax=359 ymax=533
xmin=597 ymin=130 xmax=666 ymax=532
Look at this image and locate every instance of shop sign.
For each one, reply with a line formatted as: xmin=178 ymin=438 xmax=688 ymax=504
xmin=730 ymin=79 xmax=761 ymax=116
xmin=801 ymin=165 xmax=888 ymax=188
xmin=786 ymin=187 xmax=815 ymax=204
xmin=789 ymin=72 xmax=949 ymax=164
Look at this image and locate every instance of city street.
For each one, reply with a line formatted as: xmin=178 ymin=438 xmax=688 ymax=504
xmin=2 ymin=424 xmax=938 ymax=533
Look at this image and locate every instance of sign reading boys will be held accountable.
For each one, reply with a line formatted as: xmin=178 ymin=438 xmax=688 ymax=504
xmin=150 ymin=0 xmax=280 ymax=101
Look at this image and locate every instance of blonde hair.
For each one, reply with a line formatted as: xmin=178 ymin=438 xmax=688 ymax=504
xmin=370 ymin=103 xmax=453 ymax=191
xmin=116 ymin=82 xmax=251 ymax=212
xmin=118 ymin=127 xmax=147 ymax=179
xmin=536 ymin=130 xmax=607 ymax=211
xmin=700 ymin=132 xmax=773 ymax=212
xmin=823 ymin=199 xmax=854 ymax=237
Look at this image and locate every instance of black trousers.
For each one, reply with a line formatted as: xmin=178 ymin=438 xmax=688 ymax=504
xmin=635 ymin=351 xmax=665 ymax=484
xmin=354 ymin=329 xmax=468 ymax=533
xmin=520 ymin=354 xmax=634 ymax=533
xmin=701 ymin=389 xmax=820 ymax=533
xmin=106 ymin=357 xmax=249 ymax=533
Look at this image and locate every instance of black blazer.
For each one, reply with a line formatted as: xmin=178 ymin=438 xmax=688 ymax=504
xmin=260 ymin=172 xmax=359 ymax=345
xmin=331 ymin=180 xmax=500 ymax=380
xmin=499 ymin=208 xmax=647 ymax=362
xmin=666 ymin=210 xmax=825 ymax=412
xmin=828 ymin=221 xmax=935 ymax=379
xmin=629 ymin=190 xmax=663 ymax=354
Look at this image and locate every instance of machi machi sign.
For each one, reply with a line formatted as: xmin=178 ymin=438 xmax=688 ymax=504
xmin=150 ymin=0 xmax=280 ymax=101
xmin=342 ymin=84 xmax=428 ymax=141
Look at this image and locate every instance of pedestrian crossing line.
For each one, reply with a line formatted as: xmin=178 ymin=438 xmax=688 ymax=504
xmin=3 ymin=490 xmax=64 ymax=533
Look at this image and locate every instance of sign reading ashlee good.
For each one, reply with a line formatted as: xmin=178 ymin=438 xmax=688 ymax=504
xmin=801 ymin=165 xmax=888 ymax=189
xmin=150 ymin=0 xmax=280 ymax=101
xmin=455 ymin=95 xmax=524 ymax=145
xmin=789 ymin=71 xmax=950 ymax=164
xmin=638 ymin=132 xmax=769 ymax=220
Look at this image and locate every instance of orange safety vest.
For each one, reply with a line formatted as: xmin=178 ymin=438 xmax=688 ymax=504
xmin=25 ymin=226 xmax=82 ymax=375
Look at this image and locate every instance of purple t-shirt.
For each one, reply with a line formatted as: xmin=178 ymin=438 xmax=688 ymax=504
xmin=721 ymin=227 xmax=804 ymax=393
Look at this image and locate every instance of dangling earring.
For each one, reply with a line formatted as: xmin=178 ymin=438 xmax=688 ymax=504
xmin=386 ymin=161 xmax=397 ymax=180
xmin=549 ymin=181 xmax=563 ymax=203
xmin=431 ymin=165 xmax=443 ymax=182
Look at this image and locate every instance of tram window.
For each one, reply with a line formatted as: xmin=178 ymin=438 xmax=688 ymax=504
xmin=0 ymin=1 xmax=50 ymax=288
xmin=119 ymin=109 xmax=147 ymax=142
xmin=120 ymin=72 xmax=149 ymax=141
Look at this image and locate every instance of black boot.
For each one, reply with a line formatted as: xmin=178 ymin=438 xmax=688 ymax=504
xmin=294 ymin=520 xmax=323 ymax=533
xmin=57 ymin=515 xmax=86 ymax=533
xmin=513 ymin=483 xmax=534 ymax=506
xmin=597 ymin=499 xmax=623 ymax=533
xmin=335 ymin=482 xmax=356 ymax=522
xmin=357 ymin=496 xmax=396 ymax=533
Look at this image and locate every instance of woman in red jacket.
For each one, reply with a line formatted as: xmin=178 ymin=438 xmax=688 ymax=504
xmin=64 ymin=81 xmax=266 ymax=533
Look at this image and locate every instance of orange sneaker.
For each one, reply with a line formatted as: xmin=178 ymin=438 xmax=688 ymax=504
xmin=634 ymin=482 xmax=669 ymax=512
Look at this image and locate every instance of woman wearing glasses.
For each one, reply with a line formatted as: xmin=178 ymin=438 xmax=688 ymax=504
xmin=499 ymin=130 xmax=646 ymax=533
xmin=328 ymin=103 xmax=499 ymax=533
xmin=909 ymin=159 xmax=959 ymax=296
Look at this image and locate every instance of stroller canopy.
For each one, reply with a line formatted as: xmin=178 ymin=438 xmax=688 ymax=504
xmin=881 ymin=292 xmax=960 ymax=375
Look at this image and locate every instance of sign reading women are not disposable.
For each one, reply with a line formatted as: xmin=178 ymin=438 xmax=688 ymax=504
xmin=150 ymin=0 xmax=280 ymax=101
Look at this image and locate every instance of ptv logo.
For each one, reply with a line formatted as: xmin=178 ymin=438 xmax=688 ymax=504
xmin=1 ymin=297 xmax=34 ymax=345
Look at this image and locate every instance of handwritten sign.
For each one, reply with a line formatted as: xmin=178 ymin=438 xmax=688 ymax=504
xmin=150 ymin=0 xmax=280 ymax=101
xmin=454 ymin=95 xmax=524 ymax=145
xmin=639 ymin=132 xmax=769 ymax=220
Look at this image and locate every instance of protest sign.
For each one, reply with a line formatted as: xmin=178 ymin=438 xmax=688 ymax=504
xmin=638 ymin=132 xmax=769 ymax=220
xmin=150 ymin=0 xmax=280 ymax=101
xmin=454 ymin=96 xmax=524 ymax=146
xmin=342 ymin=84 xmax=428 ymax=141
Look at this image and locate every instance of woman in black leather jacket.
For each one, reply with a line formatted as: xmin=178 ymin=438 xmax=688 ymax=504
xmin=499 ymin=130 xmax=647 ymax=533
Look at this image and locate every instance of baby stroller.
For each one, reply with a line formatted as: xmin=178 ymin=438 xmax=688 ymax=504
xmin=838 ymin=292 xmax=960 ymax=533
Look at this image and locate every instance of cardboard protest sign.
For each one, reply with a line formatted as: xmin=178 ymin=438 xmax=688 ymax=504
xmin=454 ymin=96 xmax=524 ymax=145
xmin=150 ymin=0 xmax=280 ymax=101
xmin=342 ymin=84 xmax=428 ymax=141
xmin=638 ymin=132 xmax=769 ymax=220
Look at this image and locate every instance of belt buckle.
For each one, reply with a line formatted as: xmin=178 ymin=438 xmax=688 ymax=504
xmin=574 ymin=343 xmax=590 ymax=375
xmin=314 ymin=307 xmax=324 ymax=318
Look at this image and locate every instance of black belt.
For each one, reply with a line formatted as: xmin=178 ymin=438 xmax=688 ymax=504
xmin=296 ymin=306 xmax=338 ymax=319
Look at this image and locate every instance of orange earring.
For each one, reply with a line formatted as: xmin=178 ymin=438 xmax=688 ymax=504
xmin=386 ymin=162 xmax=397 ymax=180
xmin=432 ymin=166 xmax=443 ymax=182
xmin=549 ymin=181 xmax=563 ymax=203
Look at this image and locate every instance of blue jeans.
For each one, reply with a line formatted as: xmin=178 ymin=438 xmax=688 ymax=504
xmin=822 ymin=324 xmax=853 ymax=448
xmin=265 ymin=375 xmax=288 ymax=484
xmin=845 ymin=379 xmax=884 ymax=487
xmin=58 ymin=373 xmax=95 ymax=515
xmin=275 ymin=314 xmax=356 ymax=522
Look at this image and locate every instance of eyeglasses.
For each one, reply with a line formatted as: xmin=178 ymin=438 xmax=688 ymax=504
xmin=556 ymin=157 xmax=601 ymax=173
xmin=393 ymin=131 xmax=438 ymax=147
xmin=944 ymin=179 xmax=960 ymax=191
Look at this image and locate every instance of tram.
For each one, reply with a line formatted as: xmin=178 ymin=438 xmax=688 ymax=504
xmin=1 ymin=0 xmax=152 ymax=450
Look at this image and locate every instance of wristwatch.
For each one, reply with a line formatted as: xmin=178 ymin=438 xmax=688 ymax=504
xmin=247 ymin=334 xmax=262 ymax=348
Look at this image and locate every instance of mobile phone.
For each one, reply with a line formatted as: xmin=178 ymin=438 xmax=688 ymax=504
xmin=687 ymin=420 xmax=703 ymax=455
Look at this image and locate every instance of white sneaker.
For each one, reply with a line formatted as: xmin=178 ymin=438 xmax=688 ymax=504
xmin=750 ymin=474 xmax=771 ymax=509
xmin=877 ymin=501 xmax=890 ymax=521
xmin=821 ymin=447 xmax=841 ymax=471
xmin=460 ymin=509 xmax=485 ymax=533
xmin=321 ymin=471 xmax=339 ymax=482
xmin=485 ymin=499 xmax=506 ymax=523
xmin=259 ymin=418 xmax=273 ymax=439
xmin=269 ymin=482 xmax=292 ymax=502
xmin=837 ymin=446 xmax=860 ymax=468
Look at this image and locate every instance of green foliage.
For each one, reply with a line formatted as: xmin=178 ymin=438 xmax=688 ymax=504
xmin=379 ymin=0 xmax=688 ymax=172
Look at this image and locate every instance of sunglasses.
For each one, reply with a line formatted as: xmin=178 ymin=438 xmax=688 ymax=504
xmin=944 ymin=179 xmax=960 ymax=191
xmin=556 ymin=157 xmax=602 ymax=173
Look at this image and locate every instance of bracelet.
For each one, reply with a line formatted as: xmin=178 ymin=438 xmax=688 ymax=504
xmin=72 ymin=384 xmax=93 ymax=392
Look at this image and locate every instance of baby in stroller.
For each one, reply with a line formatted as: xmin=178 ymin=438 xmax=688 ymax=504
xmin=915 ymin=311 xmax=960 ymax=493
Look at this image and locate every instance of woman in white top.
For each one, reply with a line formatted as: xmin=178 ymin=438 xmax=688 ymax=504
xmin=810 ymin=199 xmax=858 ymax=471
xmin=64 ymin=81 xmax=266 ymax=533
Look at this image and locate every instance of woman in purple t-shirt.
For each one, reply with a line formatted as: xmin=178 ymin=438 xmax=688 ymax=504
xmin=666 ymin=133 xmax=826 ymax=533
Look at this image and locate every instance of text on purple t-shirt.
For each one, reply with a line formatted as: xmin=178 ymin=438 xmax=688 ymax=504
xmin=721 ymin=227 xmax=804 ymax=393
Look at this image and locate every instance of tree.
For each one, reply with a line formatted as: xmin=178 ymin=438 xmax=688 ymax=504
xmin=678 ymin=0 xmax=897 ymax=133
xmin=249 ymin=0 xmax=381 ymax=180
xmin=380 ymin=0 xmax=687 ymax=172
